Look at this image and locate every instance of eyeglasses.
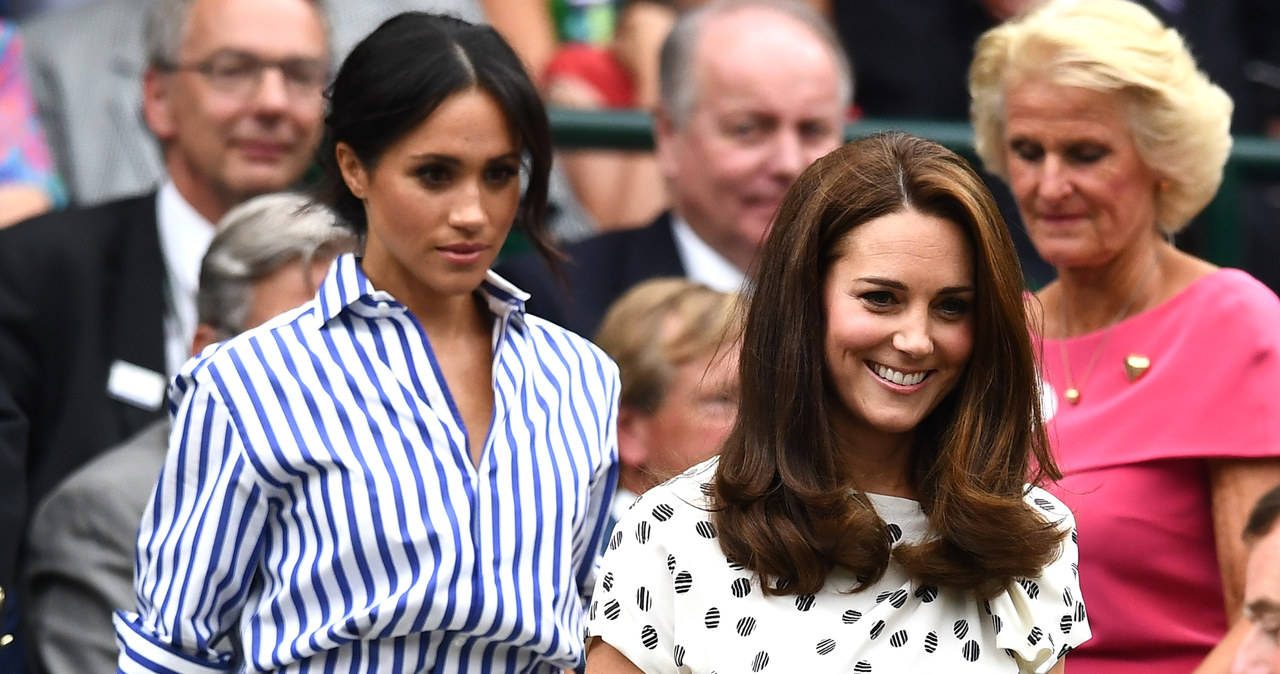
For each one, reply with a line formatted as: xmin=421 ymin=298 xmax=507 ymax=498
xmin=159 ymin=50 xmax=328 ymax=99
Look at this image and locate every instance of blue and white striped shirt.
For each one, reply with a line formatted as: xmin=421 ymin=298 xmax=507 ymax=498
xmin=114 ymin=254 xmax=620 ymax=673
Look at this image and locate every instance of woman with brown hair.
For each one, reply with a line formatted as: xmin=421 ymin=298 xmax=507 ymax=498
xmin=583 ymin=131 xmax=1089 ymax=673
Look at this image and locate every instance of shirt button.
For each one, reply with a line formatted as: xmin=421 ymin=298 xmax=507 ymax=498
xmin=376 ymin=301 xmax=391 ymax=313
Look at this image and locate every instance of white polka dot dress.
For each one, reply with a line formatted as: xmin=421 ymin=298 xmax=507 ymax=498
xmin=585 ymin=459 xmax=1090 ymax=673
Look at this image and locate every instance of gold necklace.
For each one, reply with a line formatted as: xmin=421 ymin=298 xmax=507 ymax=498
xmin=1058 ymin=254 xmax=1159 ymax=405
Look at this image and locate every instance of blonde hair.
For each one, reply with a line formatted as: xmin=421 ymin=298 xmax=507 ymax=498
xmin=594 ymin=278 xmax=739 ymax=413
xmin=969 ymin=0 xmax=1233 ymax=234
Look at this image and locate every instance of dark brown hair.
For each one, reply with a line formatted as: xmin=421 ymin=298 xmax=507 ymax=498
xmin=713 ymin=131 xmax=1064 ymax=599
xmin=318 ymin=12 xmax=561 ymax=270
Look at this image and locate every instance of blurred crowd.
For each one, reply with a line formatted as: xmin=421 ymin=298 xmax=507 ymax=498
xmin=0 ymin=0 xmax=1279 ymax=672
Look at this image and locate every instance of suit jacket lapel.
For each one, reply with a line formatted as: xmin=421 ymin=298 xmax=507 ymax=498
xmin=624 ymin=211 xmax=686 ymax=283
xmin=107 ymin=194 xmax=168 ymax=431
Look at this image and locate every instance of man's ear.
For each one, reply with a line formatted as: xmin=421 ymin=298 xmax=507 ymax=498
xmin=334 ymin=142 xmax=369 ymax=200
xmin=652 ymin=107 xmax=681 ymax=179
xmin=142 ymin=68 xmax=177 ymax=142
xmin=190 ymin=323 xmax=226 ymax=356
xmin=617 ymin=406 xmax=651 ymax=471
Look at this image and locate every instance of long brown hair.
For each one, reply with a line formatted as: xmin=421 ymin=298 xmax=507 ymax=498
xmin=713 ymin=132 xmax=1063 ymax=599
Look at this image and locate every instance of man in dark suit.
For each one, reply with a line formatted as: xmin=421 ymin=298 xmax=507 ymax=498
xmin=0 ymin=0 xmax=328 ymax=659
xmin=23 ymin=193 xmax=355 ymax=674
xmin=496 ymin=0 xmax=852 ymax=338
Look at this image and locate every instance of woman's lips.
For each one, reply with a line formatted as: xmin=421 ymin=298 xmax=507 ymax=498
xmin=439 ymin=243 xmax=487 ymax=265
xmin=1035 ymin=211 xmax=1088 ymax=227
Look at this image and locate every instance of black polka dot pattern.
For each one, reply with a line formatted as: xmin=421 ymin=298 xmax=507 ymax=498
xmin=915 ymin=585 xmax=938 ymax=603
xmin=870 ymin=620 xmax=885 ymax=640
xmin=1027 ymin=626 xmax=1043 ymax=646
xmin=583 ymin=468 xmax=1088 ymax=671
xmin=635 ymin=520 xmax=651 ymax=544
xmin=636 ymin=587 xmax=652 ymax=611
xmin=640 ymin=625 xmax=658 ymax=649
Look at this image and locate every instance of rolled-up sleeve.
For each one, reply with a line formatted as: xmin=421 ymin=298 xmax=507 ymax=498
xmin=115 ymin=378 xmax=266 ymax=672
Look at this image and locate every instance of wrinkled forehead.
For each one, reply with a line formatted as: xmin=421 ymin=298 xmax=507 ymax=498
xmin=690 ymin=8 xmax=845 ymax=109
xmin=181 ymin=0 xmax=328 ymax=60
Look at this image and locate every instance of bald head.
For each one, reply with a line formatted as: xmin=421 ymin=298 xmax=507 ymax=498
xmin=659 ymin=0 xmax=852 ymax=128
xmin=653 ymin=0 xmax=851 ymax=273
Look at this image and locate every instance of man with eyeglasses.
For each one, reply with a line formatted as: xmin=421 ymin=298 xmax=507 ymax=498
xmin=0 ymin=0 xmax=327 ymax=668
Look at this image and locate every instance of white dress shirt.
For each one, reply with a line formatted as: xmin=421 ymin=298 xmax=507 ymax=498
xmin=670 ymin=216 xmax=747 ymax=294
xmin=155 ymin=181 xmax=215 ymax=378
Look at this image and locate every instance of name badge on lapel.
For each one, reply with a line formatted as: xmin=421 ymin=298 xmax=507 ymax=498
xmin=107 ymin=360 xmax=166 ymax=411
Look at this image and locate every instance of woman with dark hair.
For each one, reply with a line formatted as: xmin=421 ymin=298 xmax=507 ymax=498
xmin=115 ymin=13 xmax=620 ymax=672
xmin=584 ymin=132 xmax=1089 ymax=673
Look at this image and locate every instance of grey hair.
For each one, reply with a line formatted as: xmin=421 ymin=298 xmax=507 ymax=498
xmin=198 ymin=192 xmax=356 ymax=338
xmin=658 ymin=0 xmax=853 ymax=128
xmin=145 ymin=0 xmax=331 ymax=68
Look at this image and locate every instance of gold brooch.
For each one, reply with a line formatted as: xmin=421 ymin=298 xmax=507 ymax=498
xmin=1124 ymin=354 xmax=1150 ymax=382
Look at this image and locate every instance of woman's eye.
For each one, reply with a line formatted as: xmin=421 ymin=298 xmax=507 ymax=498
xmin=936 ymin=297 xmax=971 ymax=318
xmin=416 ymin=165 xmax=451 ymax=185
xmin=861 ymin=291 xmax=895 ymax=308
xmin=484 ymin=164 xmax=520 ymax=184
xmin=1067 ymin=144 xmax=1108 ymax=164
xmin=1010 ymin=139 xmax=1043 ymax=162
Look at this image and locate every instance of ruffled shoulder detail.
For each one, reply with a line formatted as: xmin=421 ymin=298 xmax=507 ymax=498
xmin=985 ymin=486 xmax=1091 ymax=673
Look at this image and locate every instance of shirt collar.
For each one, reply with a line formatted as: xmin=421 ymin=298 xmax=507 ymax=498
xmin=156 ymin=180 xmax=215 ymax=300
xmin=316 ymin=254 xmax=531 ymax=326
xmin=670 ymin=215 xmax=747 ymax=293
